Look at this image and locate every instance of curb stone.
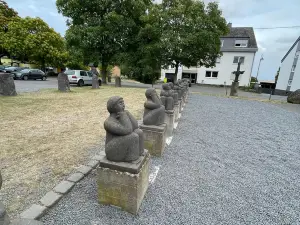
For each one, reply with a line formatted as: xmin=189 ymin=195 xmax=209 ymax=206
xmin=18 ymin=152 xmax=105 ymax=222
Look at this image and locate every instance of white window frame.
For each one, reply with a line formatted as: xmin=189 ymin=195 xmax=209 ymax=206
xmin=205 ymin=71 xmax=219 ymax=78
xmin=233 ymin=56 xmax=245 ymax=64
xmin=235 ymin=40 xmax=248 ymax=48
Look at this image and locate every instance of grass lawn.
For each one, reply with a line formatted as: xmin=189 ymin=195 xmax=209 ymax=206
xmin=0 ymin=86 xmax=145 ymax=217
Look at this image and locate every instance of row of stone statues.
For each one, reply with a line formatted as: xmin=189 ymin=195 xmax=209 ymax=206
xmin=104 ymin=79 xmax=190 ymax=162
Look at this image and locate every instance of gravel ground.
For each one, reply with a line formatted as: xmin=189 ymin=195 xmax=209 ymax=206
xmin=41 ymin=95 xmax=300 ymax=225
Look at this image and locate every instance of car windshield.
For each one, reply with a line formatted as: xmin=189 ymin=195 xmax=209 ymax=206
xmin=65 ymin=70 xmax=75 ymax=75
xmin=20 ymin=69 xmax=30 ymax=73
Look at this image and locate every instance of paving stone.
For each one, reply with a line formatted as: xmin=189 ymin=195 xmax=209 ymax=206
xmin=67 ymin=173 xmax=84 ymax=183
xmin=39 ymin=191 xmax=62 ymax=208
xmin=76 ymin=165 xmax=92 ymax=175
xmin=11 ymin=218 xmax=43 ymax=225
xmin=20 ymin=204 xmax=47 ymax=220
xmin=53 ymin=180 xmax=75 ymax=194
xmin=87 ymin=160 xmax=99 ymax=168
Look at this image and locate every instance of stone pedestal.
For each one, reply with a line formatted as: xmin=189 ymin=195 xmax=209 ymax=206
xmin=165 ymin=110 xmax=174 ymax=138
xmin=174 ymin=103 xmax=179 ymax=122
xmin=230 ymin=81 xmax=239 ymax=96
xmin=140 ymin=124 xmax=166 ymax=157
xmin=97 ymin=151 xmax=150 ymax=215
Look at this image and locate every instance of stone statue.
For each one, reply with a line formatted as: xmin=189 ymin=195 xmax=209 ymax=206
xmin=287 ymin=89 xmax=300 ymax=104
xmin=160 ymin=83 xmax=174 ymax=110
xmin=104 ymin=96 xmax=144 ymax=162
xmin=168 ymin=82 xmax=179 ymax=104
xmin=143 ymin=88 xmax=165 ymax=126
xmin=0 ymin=73 xmax=17 ymax=96
xmin=91 ymin=67 xmax=100 ymax=89
xmin=174 ymin=81 xmax=184 ymax=99
xmin=57 ymin=69 xmax=70 ymax=92
xmin=0 ymin=171 xmax=10 ymax=225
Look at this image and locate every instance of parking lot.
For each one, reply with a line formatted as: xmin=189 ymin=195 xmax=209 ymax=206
xmin=14 ymin=77 xmax=58 ymax=93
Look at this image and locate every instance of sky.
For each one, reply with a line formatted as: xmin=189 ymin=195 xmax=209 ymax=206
xmin=6 ymin=0 xmax=300 ymax=81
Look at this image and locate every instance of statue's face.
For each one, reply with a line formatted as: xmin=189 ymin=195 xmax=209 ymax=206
xmin=115 ymin=99 xmax=125 ymax=112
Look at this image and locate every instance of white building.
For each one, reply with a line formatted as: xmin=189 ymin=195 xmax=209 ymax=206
xmin=161 ymin=24 xmax=258 ymax=86
xmin=275 ymin=36 xmax=300 ymax=95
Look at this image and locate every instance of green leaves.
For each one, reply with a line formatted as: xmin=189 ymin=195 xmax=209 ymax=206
xmin=161 ymin=0 xmax=229 ymax=80
xmin=3 ymin=17 xmax=68 ymax=67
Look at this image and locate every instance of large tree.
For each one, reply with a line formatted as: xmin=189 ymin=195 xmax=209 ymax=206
xmin=56 ymin=0 xmax=152 ymax=84
xmin=161 ymin=0 xmax=229 ymax=81
xmin=3 ymin=17 xmax=68 ymax=69
xmin=119 ymin=4 xmax=162 ymax=85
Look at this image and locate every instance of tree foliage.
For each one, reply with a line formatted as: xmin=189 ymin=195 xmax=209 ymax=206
xmin=119 ymin=4 xmax=162 ymax=84
xmin=161 ymin=0 xmax=229 ymax=80
xmin=3 ymin=17 xmax=68 ymax=69
xmin=0 ymin=0 xmax=18 ymax=33
xmin=57 ymin=0 xmax=152 ymax=84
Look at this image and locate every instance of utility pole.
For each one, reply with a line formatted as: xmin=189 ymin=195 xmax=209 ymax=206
xmin=255 ymin=54 xmax=264 ymax=81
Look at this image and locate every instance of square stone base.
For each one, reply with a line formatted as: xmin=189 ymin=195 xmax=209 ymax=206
xmin=140 ymin=124 xmax=166 ymax=157
xmin=165 ymin=110 xmax=174 ymax=138
xmin=97 ymin=152 xmax=150 ymax=215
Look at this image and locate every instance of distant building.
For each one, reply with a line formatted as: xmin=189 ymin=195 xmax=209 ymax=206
xmin=275 ymin=36 xmax=300 ymax=95
xmin=161 ymin=23 xmax=258 ymax=86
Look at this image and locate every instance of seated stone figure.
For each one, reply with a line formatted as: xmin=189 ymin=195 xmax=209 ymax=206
xmin=143 ymin=88 xmax=165 ymax=126
xmin=168 ymin=82 xmax=179 ymax=104
xmin=104 ymin=96 xmax=144 ymax=162
xmin=174 ymin=81 xmax=184 ymax=99
xmin=160 ymin=83 xmax=174 ymax=110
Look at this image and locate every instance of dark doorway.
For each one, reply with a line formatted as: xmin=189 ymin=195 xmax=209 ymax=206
xmin=182 ymin=73 xmax=197 ymax=84
xmin=165 ymin=73 xmax=175 ymax=82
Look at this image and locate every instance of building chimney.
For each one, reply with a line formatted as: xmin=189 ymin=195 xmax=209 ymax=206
xmin=228 ymin=22 xmax=232 ymax=28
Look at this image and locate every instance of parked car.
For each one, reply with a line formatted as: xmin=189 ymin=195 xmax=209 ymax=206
xmin=11 ymin=67 xmax=29 ymax=79
xmin=65 ymin=70 xmax=102 ymax=87
xmin=0 ymin=65 xmax=10 ymax=72
xmin=14 ymin=69 xmax=47 ymax=80
xmin=3 ymin=66 xmax=20 ymax=73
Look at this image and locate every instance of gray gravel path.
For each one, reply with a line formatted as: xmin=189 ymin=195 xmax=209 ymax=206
xmin=41 ymin=95 xmax=300 ymax=225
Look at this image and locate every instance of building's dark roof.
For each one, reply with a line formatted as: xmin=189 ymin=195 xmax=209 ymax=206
xmin=281 ymin=36 xmax=300 ymax=63
xmin=222 ymin=27 xmax=258 ymax=49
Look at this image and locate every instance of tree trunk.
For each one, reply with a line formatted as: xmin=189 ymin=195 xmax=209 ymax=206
xmin=107 ymin=74 xmax=112 ymax=83
xmin=115 ymin=76 xmax=121 ymax=87
xmin=174 ymin=62 xmax=179 ymax=83
xmin=0 ymin=73 xmax=17 ymax=96
xmin=101 ymin=62 xmax=107 ymax=85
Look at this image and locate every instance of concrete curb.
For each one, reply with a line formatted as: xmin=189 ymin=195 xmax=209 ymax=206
xmin=19 ymin=154 xmax=102 ymax=221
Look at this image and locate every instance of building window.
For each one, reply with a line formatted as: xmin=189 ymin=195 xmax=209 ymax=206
xmin=235 ymin=40 xmax=248 ymax=47
xmin=233 ymin=56 xmax=245 ymax=64
xmin=288 ymin=80 xmax=293 ymax=86
xmin=291 ymin=65 xmax=296 ymax=72
xmin=206 ymin=71 xmax=218 ymax=78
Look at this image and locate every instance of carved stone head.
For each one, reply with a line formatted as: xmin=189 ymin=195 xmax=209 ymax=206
xmin=162 ymin=83 xmax=170 ymax=90
xmin=145 ymin=88 xmax=157 ymax=99
xmin=107 ymin=96 xmax=125 ymax=113
xmin=168 ymin=82 xmax=174 ymax=89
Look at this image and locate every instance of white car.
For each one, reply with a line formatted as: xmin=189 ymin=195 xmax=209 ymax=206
xmin=66 ymin=70 xmax=102 ymax=87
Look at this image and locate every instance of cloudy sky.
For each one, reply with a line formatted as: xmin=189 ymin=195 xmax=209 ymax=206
xmin=6 ymin=0 xmax=300 ymax=81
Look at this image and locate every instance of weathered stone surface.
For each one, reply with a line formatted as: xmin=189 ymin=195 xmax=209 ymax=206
xmin=0 ymin=202 xmax=10 ymax=225
xmin=287 ymin=89 xmax=300 ymax=104
xmin=87 ymin=160 xmax=100 ymax=168
xmin=168 ymin=82 xmax=179 ymax=104
xmin=92 ymin=75 xmax=100 ymax=89
xmin=104 ymin=96 xmax=144 ymax=162
xmin=10 ymin=219 xmax=43 ymax=225
xmin=99 ymin=150 xmax=148 ymax=174
xmin=20 ymin=204 xmax=47 ymax=220
xmin=67 ymin=173 xmax=85 ymax=183
xmin=115 ymin=77 xmax=121 ymax=87
xmin=143 ymin=88 xmax=165 ymax=126
xmin=230 ymin=81 xmax=239 ymax=97
xmin=39 ymin=191 xmax=62 ymax=208
xmin=97 ymin=152 xmax=150 ymax=215
xmin=165 ymin=110 xmax=175 ymax=138
xmin=92 ymin=152 xmax=106 ymax=161
xmin=0 ymin=73 xmax=17 ymax=96
xmin=160 ymin=83 xmax=174 ymax=110
xmin=140 ymin=124 xmax=166 ymax=157
xmin=53 ymin=180 xmax=75 ymax=194
xmin=57 ymin=72 xmax=70 ymax=92
xmin=76 ymin=165 xmax=92 ymax=175
xmin=174 ymin=103 xmax=180 ymax=122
